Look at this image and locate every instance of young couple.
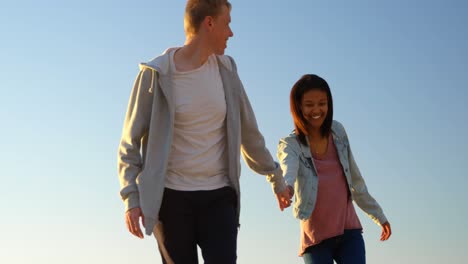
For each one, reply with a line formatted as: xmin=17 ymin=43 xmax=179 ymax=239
xmin=117 ymin=1 xmax=391 ymax=263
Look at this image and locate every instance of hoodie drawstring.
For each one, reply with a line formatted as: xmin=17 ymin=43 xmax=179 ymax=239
xmin=149 ymin=69 xmax=154 ymax=93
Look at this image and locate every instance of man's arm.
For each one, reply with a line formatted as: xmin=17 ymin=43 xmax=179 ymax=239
xmin=117 ymin=68 xmax=155 ymax=212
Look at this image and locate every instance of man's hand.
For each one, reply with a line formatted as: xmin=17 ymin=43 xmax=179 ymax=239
xmin=287 ymin=185 xmax=294 ymax=199
xmin=276 ymin=185 xmax=293 ymax=211
xmin=380 ymin=221 xmax=392 ymax=241
xmin=125 ymin=207 xmax=145 ymax=239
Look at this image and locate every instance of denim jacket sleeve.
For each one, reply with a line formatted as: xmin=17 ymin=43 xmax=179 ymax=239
xmin=344 ymin=127 xmax=388 ymax=226
xmin=277 ymin=136 xmax=300 ymax=188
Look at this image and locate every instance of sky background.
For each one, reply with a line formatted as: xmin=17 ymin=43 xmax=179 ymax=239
xmin=1 ymin=0 xmax=467 ymax=263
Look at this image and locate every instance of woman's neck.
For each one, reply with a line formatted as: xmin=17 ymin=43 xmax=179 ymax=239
xmin=308 ymin=128 xmax=323 ymax=140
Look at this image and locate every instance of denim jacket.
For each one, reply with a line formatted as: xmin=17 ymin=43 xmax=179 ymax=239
xmin=277 ymin=120 xmax=388 ymax=226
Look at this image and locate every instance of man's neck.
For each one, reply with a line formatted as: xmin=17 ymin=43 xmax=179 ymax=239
xmin=174 ymin=37 xmax=213 ymax=72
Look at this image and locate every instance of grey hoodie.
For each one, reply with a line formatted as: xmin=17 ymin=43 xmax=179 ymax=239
xmin=117 ymin=48 xmax=286 ymax=235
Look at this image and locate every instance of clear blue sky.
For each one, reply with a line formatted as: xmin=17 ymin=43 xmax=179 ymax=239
xmin=1 ymin=0 xmax=467 ymax=263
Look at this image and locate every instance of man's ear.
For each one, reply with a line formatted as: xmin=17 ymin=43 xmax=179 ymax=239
xmin=203 ymin=16 xmax=215 ymax=31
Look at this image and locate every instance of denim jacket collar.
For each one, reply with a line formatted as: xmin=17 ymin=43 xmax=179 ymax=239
xmin=297 ymin=124 xmax=348 ymax=157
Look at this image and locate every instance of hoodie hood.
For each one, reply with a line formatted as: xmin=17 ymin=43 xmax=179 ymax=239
xmin=138 ymin=47 xmax=233 ymax=75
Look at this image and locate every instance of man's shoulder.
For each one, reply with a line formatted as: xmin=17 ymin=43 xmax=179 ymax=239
xmin=215 ymin=54 xmax=234 ymax=72
xmin=139 ymin=47 xmax=178 ymax=74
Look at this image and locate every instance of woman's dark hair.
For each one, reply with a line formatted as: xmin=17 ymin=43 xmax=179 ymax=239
xmin=290 ymin=74 xmax=333 ymax=146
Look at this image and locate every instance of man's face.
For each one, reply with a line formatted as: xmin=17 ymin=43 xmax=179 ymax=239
xmin=209 ymin=5 xmax=234 ymax=55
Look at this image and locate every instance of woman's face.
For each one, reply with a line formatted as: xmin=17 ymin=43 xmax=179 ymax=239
xmin=301 ymin=89 xmax=328 ymax=131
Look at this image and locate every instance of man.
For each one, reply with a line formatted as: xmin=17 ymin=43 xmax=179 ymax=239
xmin=117 ymin=1 xmax=291 ymax=263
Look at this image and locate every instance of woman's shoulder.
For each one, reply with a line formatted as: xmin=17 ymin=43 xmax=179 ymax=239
xmin=332 ymin=119 xmax=346 ymax=130
xmin=279 ymin=132 xmax=300 ymax=146
xmin=331 ymin=120 xmax=348 ymax=138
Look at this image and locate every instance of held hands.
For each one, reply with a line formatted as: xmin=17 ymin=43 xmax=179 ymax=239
xmin=380 ymin=221 xmax=392 ymax=241
xmin=276 ymin=185 xmax=294 ymax=211
xmin=125 ymin=207 xmax=145 ymax=239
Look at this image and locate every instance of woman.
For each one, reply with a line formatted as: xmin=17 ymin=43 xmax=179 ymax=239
xmin=277 ymin=74 xmax=392 ymax=263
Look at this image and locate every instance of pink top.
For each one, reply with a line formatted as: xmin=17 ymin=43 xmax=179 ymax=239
xmin=299 ymin=135 xmax=362 ymax=256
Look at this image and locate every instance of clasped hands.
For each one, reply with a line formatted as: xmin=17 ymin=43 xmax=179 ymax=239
xmin=275 ymin=185 xmax=294 ymax=211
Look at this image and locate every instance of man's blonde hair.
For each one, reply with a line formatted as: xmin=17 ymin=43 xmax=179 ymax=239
xmin=184 ymin=0 xmax=231 ymax=37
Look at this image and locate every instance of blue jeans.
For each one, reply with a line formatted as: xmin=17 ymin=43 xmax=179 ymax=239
xmin=303 ymin=229 xmax=365 ymax=264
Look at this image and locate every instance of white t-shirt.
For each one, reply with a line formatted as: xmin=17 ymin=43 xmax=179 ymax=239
xmin=165 ymin=50 xmax=230 ymax=191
